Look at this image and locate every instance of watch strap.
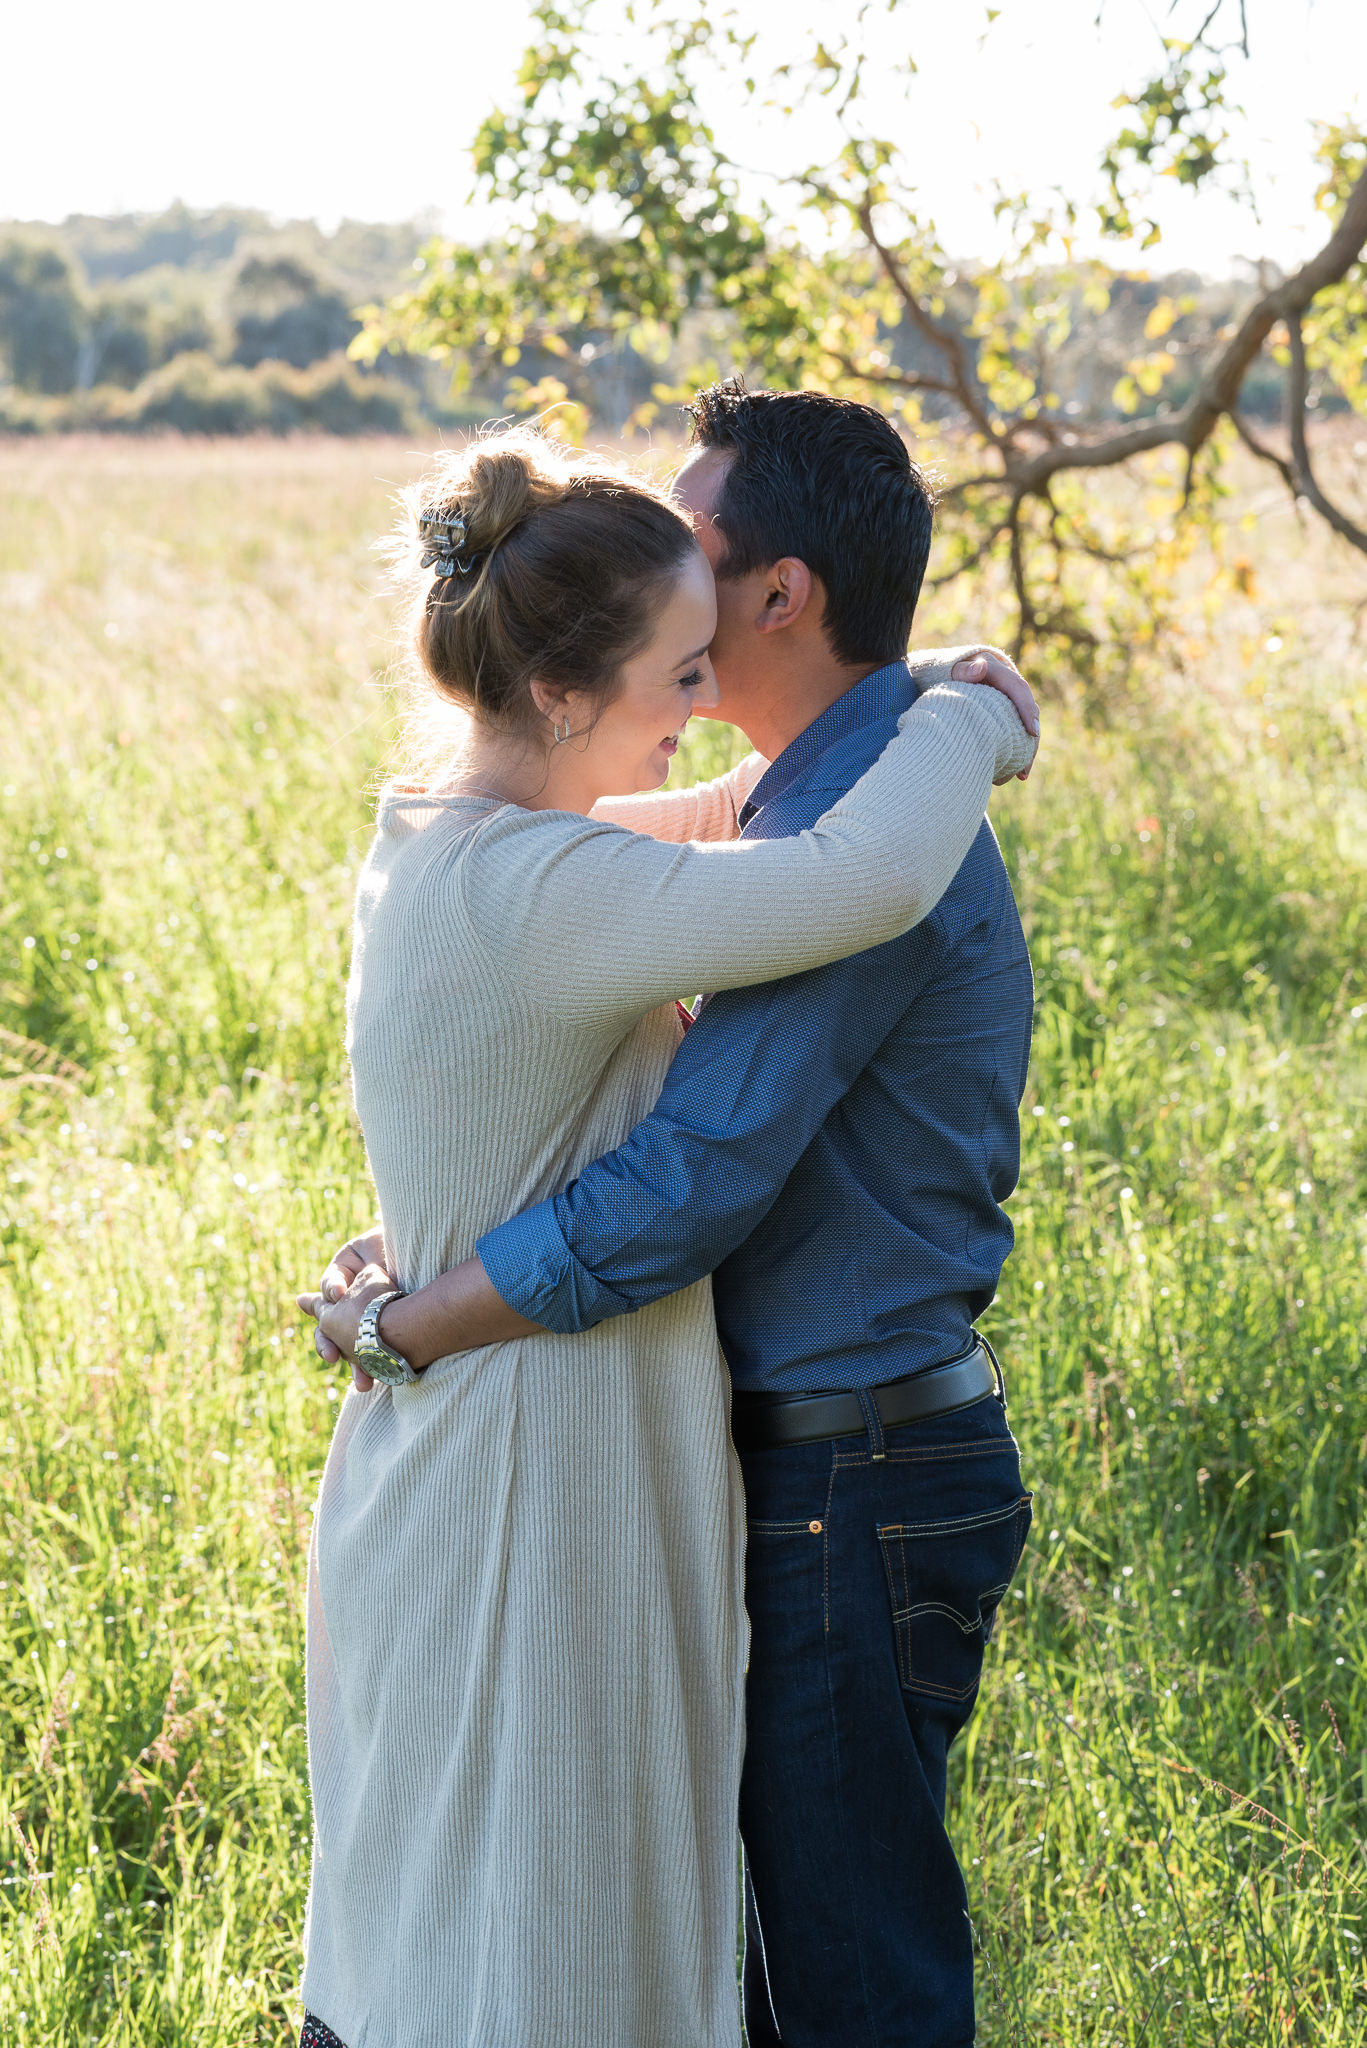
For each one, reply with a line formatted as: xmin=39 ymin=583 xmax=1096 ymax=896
xmin=357 ymin=1289 xmax=416 ymax=1385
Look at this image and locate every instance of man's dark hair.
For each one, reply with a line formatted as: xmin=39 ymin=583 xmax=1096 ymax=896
xmin=685 ymin=379 xmax=935 ymax=668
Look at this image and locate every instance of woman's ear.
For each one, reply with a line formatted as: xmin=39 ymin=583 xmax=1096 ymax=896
xmin=754 ymin=557 xmax=814 ymax=635
xmin=528 ymin=678 xmax=572 ymax=726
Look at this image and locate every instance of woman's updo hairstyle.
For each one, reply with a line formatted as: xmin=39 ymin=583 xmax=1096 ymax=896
xmin=393 ymin=426 xmax=698 ymax=739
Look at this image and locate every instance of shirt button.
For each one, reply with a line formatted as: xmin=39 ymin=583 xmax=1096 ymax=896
xmin=808 ymin=1520 xmax=823 ymax=1534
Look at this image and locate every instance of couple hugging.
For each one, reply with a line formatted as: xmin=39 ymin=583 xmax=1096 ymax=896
xmin=297 ymin=381 xmax=1041 ymax=2048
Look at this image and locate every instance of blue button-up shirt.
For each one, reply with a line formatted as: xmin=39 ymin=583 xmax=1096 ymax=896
xmin=478 ymin=660 xmax=1034 ymax=1393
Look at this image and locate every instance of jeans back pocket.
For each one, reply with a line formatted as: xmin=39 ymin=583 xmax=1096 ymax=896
xmin=877 ymin=1493 xmax=1033 ymax=1703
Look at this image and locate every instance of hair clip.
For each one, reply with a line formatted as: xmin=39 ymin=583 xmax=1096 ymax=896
xmin=418 ymin=509 xmax=468 ymax=579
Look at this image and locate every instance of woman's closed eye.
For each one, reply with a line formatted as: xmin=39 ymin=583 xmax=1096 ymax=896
xmin=678 ymin=667 xmax=707 ymax=689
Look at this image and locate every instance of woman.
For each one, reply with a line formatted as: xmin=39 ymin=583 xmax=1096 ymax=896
xmin=296 ymin=427 xmax=1036 ymax=2048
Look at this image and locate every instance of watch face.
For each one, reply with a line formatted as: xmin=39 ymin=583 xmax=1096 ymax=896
xmin=362 ymin=1350 xmax=409 ymax=1388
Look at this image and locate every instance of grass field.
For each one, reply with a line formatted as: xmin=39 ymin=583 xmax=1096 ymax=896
xmin=1 ymin=432 xmax=1366 ymax=2045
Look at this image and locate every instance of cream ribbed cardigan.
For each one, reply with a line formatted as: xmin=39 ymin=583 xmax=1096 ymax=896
xmin=302 ymin=665 xmax=1033 ymax=2048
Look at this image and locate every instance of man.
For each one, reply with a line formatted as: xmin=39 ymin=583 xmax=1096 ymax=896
xmin=308 ymin=383 xmax=1036 ymax=2046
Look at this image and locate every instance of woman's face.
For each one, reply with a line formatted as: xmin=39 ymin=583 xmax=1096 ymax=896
xmin=552 ymin=545 xmax=720 ymax=801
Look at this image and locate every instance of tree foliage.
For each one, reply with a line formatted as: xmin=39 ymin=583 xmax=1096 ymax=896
xmin=230 ymin=253 xmax=359 ymax=371
xmin=0 ymin=238 xmax=86 ymax=394
xmin=357 ymin=0 xmax=1367 ymax=686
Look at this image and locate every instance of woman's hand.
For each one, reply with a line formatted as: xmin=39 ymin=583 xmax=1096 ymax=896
xmin=303 ymin=1224 xmax=387 ymax=1366
xmin=297 ymin=1261 xmax=397 ymax=1393
xmin=949 ymin=649 xmax=1040 ymax=781
xmin=319 ymin=1224 xmax=387 ymax=1306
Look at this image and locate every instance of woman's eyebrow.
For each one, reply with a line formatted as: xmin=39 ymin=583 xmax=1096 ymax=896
xmin=674 ymin=642 xmax=711 ymax=666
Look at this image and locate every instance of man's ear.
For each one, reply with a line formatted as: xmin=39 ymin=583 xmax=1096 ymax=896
xmin=753 ymin=557 xmax=815 ymax=635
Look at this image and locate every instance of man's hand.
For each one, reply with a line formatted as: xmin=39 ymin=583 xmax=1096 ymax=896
xmin=949 ymin=649 xmax=1040 ymax=781
xmin=297 ymin=1260 xmax=397 ymax=1393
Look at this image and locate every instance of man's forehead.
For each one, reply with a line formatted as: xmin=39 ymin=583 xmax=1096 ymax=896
xmin=672 ymin=445 xmax=732 ymax=520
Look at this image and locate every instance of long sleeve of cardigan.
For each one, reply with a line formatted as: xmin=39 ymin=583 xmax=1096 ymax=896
xmin=590 ymin=753 xmax=766 ymax=844
xmin=458 ymin=680 xmax=1035 ymax=1027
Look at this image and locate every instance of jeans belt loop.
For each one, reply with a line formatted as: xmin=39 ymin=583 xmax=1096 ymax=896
xmin=855 ymin=1385 xmax=887 ymax=1461
xmin=978 ymin=1331 xmax=1008 ymax=1410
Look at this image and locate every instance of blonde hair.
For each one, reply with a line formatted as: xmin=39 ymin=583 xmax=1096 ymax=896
xmin=390 ymin=426 xmax=696 ymax=749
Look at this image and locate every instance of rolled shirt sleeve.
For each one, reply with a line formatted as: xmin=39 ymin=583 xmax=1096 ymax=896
xmin=476 ymin=1192 xmax=632 ymax=1333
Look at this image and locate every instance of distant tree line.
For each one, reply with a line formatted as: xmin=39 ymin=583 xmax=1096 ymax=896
xmin=0 ymin=205 xmax=467 ymax=433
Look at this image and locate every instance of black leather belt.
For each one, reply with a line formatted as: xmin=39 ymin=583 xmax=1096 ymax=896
xmin=730 ymin=1340 xmax=999 ymax=1454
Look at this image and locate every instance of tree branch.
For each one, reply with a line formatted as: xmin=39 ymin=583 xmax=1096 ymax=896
xmin=926 ymin=518 xmax=1011 ymax=588
xmin=934 ymin=471 xmax=1009 ymax=502
xmin=853 ymin=200 xmax=1001 ymax=444
xmin=1042 ymin=483 xmax=1134 ymax=565
xmin=1009 ymin=410 xmax=1198 ymax=490
xmin=829 ymin=354 xmax=957 ymax=399
xmin=1285 ymin=317 xmax=1367 ymax=555
xmin=1189 ymin=164 xmax=1367 ymax=429
xmin=1006 ymin=159 xmax=1367 ymax=497
xmin=1007 ymin=503 xmax=1033 ymax=661
xmin=1230 ymin=410 xmax=1296 ymax=492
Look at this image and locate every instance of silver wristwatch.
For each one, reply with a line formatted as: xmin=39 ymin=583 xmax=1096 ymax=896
xmin=354 ymin=1289 xmax=418 ymax=1387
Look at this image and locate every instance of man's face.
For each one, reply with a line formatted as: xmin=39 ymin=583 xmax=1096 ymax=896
xmin=672 ymin=446 xmax=760 ymax=719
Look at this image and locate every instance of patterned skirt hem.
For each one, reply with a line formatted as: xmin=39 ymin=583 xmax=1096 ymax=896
xmin=300 ymin=2016 xmax=347 ymax=2048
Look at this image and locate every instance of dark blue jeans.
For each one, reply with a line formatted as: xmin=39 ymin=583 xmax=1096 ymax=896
xmin=737 ymin=1390 xmax=1031 ymax=2048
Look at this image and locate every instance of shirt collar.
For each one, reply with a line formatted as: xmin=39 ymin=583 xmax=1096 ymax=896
xmin=740 ymin=659 xmax=917 ymax=824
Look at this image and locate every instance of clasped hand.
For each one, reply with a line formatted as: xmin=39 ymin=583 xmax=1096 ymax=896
xmin=297 ymin=1228 xmax=395 ymax=1391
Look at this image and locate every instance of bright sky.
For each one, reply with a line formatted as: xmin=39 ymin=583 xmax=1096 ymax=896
xmin=5 ymin=0 xmax=1364 ymax=274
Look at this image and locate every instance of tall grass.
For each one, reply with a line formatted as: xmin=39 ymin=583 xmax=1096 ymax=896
xmin=1 ymin=435 xmax=1365 ymax=2043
